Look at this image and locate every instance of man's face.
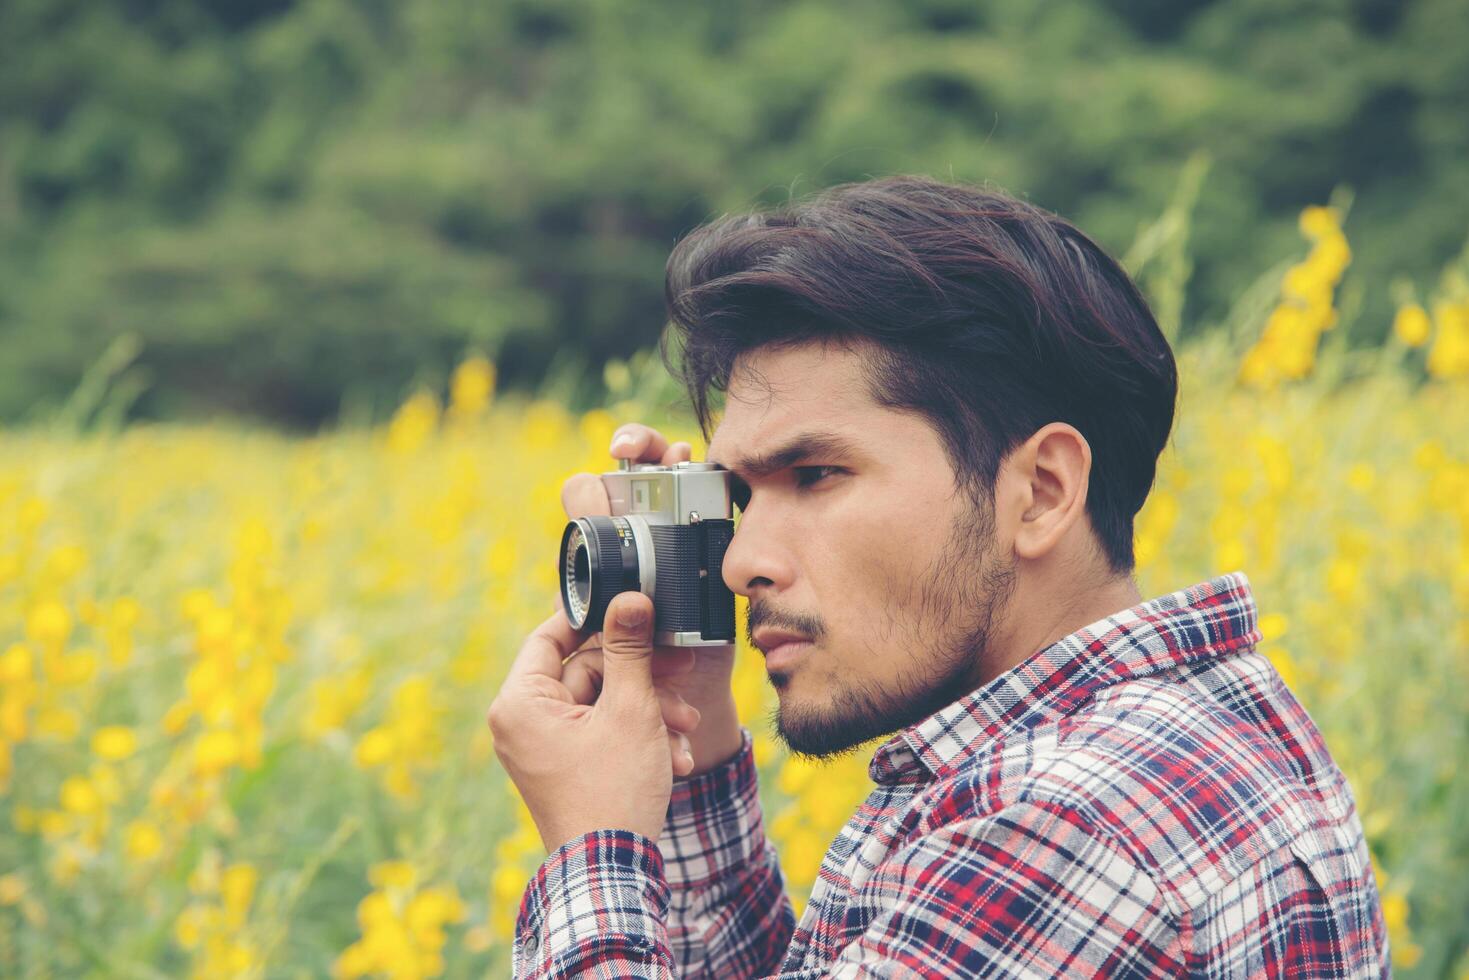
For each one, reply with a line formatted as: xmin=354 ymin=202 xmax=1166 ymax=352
xmin=706 ymin=338 xmax=1018 ymax=761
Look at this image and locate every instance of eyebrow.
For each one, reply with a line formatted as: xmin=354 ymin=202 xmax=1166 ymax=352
xmin=710 ymin=431 xmax=865 ymax=482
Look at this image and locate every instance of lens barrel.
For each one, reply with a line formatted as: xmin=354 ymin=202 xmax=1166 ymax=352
xmin=559 ymin=516 xmax=642 ymax=632
xmin=559 ymin=513 xmax=736 ymax=643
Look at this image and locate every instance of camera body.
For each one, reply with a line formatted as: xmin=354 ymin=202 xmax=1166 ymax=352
xmin=559 ymin=459 xmax=736 ymax=646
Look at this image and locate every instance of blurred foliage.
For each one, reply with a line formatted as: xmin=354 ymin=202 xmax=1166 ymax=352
xmin=1 ymin=0 xmax=1466 ymax=425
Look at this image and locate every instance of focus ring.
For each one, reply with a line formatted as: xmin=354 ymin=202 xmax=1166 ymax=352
xmin=586 ymin=517 xmax=641 ymax=632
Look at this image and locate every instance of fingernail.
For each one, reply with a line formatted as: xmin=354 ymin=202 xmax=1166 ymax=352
xmin=610 ymin=434 xmax=634 ymax=454
xmin=683 ymin=750 xmax=694 ymax=766
xmin=616 ymin=603 xmax=647 ymax=627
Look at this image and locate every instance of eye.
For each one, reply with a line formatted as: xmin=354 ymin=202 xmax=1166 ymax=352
xmin=794 ymin=466 xmax=842 ymax=488
xmin=730 ymin=479 xmax=751 ymax=513
xmin=731 ymin=467 xmax=841 ymax=514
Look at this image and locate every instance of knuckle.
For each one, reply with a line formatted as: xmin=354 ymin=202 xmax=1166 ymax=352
xmin=560 ymin=471 xmax=597 ymax=506
xmin=486 ymin=699 xmax=512 ymax=736
xmin=561 ymin=473 xmax=610 ymax=518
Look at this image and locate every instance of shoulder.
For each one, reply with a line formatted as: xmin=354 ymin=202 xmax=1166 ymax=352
xmin=934 ymin=654 xmax=1355 ymax=916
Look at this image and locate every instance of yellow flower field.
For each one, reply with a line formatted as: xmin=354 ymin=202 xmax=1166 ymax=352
xmin=2 ymin=209 xmax=1468 ymax=977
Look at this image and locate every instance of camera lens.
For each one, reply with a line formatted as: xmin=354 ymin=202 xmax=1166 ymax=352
xmin=569 ymin=539 xmax=591 ymax=611
xmin=559 ymin=516 xmax=644 ymax=632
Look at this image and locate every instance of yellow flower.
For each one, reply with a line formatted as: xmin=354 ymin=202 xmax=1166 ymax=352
xmin=161 ymin=700 xmax=193 ymax=735
xmin=0 ymin=643 xmax=32 ymax=683
xmin=174 ymin=905 xmax=206 ymax=949
xmin=406 ymin=886 xmax=466 ymax=946
xmin=59 ymin=776 xmax=102 ymax=816
xmin=35 ymin=706 xmax=81 ymax=741
xmin=1426 ymin=302 xmax=1469 ymax=378
xmin=111 ymin=596 xmax=141 ymax=629
xmin=41 ymin=544 xmax=88 ymax=585
xmin=370 ymin=860 xmax=418 ymax=891
xmin=17 ymin=496 xmax=48 ymax=532
xmin=1381 ymin=889 xmax=1423 ymax=969
xmin=492 ymin=865 xmax=527 ymax=907
xmin=1258 ymin=613 xmax=1289 ymax=642
xmin=193 ymin=728 xmax=242 ymax=775
xmin=26 ymin=600 xmax=72 ymax=649
xmin=91 ymin=726 xmax=138 ymax=761
xmin=1345 ymin=462 xmax=1376 ymax=493
xmin=54 ymin=647 xmax=98 ymax=686
xmin=221 ymin=863 xmax=258 ymax=928
xmin=305 ymin=669 xmax=371 ymax=738
xmin=125 ymin=820 xmax=165 ymax=862
xmin=1267 ymin=647 xmax=1300 ymax=691
xmin=387 ymin=391 xmax=441 ymax=454
xmin=354 ymin=727 xmax=396 ymax=768
xmin=180 ymin=588 xmax=216 ymax=623
xmin=1392 ymin=303 xmax=1431 ymax=348
xmin=337 ymin=876 xmax=464 ymax=979
xmin=1298 ymin=204 xmax=1340 ymax=240
xmin=449 ymin=356 xmax=496 ymax=417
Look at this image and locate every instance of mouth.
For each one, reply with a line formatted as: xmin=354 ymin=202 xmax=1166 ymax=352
xmin=763 ymin=640 xmax=814 ymax=672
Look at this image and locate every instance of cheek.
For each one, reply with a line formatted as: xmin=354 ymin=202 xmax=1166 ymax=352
xmin=833 ymin=492 xmax=955 ymax=634
xmin=814 ymin=507 xmax=931 ymax=642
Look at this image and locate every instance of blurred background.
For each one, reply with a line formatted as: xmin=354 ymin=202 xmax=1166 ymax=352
xmin=2 ymin=1 xmax=1467 ymax=977
xmin=2 ymin=0 xmax=1467 ymax=426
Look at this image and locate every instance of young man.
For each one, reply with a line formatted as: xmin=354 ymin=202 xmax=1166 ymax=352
xmin=489 ymin=176 xmax=1389 ymax=977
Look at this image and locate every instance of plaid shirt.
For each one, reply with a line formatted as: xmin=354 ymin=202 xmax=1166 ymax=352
xmin=513 ymin=572 xmax=1389 ymax=977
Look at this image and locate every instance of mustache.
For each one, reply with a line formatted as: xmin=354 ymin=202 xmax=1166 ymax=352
xmin=746 ymin=603 xmax=824 ymax=645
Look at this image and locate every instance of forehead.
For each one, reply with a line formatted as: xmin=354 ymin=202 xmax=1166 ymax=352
xmin=705 ymin=340 xmax=880 ymax=465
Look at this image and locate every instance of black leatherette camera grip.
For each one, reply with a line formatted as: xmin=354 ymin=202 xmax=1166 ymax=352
xmin=648 ymin=520 xmax=736 ymax=640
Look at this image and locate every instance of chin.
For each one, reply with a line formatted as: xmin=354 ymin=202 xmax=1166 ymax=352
xmin=768 ymin=690 xmax=878 ymax=761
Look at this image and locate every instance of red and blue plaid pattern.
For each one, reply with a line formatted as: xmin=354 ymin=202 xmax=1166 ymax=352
xmin=514 ymin=572 xmax=1389 ymax=977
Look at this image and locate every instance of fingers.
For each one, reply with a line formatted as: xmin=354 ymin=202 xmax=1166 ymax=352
xmin=560 ymin=646 xmax=699 ymax=730
xmin=597 ymin=592 xmax=659 ymax=715
xmin=662 ymin=689 xmax=701 ymax=732
xmin=561 ymin=471 xmax=610 ymax=521
xmin=668 ymin=729 xmax=694 ymax=776
xmin=609 ymin=424 xmax=693 ymax=467
xmin=506 ymin=608 xmax=583 ymax=682
xmin=559 ymin=426 xmax=693 ymax=534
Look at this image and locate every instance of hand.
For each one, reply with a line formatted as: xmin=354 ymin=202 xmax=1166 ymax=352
xmin=488 ymin=592 xmax=691 ymax=853
xmin=557 ymin=423 xmax=745 ymax=779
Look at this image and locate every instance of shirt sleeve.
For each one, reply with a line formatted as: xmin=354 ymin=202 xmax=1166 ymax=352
xmin=824 ymin=800 xmax=1179 ymax=978
xmin=511 ymin=829 xmax=675 ymax=978
xmin=512 ymin=726 xmax=796 ymax=979
xmin=661 ymin=726 xmax=797 ymax=978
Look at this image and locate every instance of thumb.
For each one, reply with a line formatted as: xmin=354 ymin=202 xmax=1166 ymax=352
xmin=599 ymin=592 xmax=657 ymax=713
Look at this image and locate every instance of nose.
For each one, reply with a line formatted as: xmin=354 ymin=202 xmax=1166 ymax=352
xmin=719 ymin=502 xmax=795 ymax=599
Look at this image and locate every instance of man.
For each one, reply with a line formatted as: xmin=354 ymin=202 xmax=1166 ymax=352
xmin=489 ymin=176 xmax=1389 ymax=977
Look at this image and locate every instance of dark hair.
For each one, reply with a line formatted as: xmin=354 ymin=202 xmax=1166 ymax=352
xmin=659 ymin=174 xmax=1178 ymax=576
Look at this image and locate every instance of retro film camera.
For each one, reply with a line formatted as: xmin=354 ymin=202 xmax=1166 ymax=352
xmin=558 ymin=459 xmax=737 ymax=646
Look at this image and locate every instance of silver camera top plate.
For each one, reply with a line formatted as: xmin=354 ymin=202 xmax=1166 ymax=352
xmin=603 ymin=460 xmax=732 ymax=526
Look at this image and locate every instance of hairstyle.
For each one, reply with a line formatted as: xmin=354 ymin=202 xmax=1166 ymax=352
xmin=659 ymin=174 xmax=1178 ymax=576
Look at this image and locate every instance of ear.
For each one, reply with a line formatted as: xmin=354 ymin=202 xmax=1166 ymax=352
xmin=1010 ymin=423 xmax=1092 ymax=562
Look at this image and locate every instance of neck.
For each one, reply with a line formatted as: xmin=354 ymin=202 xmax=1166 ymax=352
xmin=983 ymin=567 xmax=1144 ymax=687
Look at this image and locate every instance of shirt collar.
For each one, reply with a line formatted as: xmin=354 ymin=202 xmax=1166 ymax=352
xmin=867 ymin=571 xmax=1261 ymax=786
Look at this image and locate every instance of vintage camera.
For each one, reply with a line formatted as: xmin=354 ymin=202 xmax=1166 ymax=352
xmin=558 ymin=459 xmax=736 ymax=646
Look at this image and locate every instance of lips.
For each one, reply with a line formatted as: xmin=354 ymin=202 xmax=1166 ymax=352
xmin=763 ymin=639 xmax=813 ymax=671
xmin=753 ymin=628 xmax=815 ymax=672
xmin=753 ymin=628 xmax=813 ymax=654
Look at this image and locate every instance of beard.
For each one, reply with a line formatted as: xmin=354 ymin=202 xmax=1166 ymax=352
xmin=764 ymin=491 xmax=1018 ymax=763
